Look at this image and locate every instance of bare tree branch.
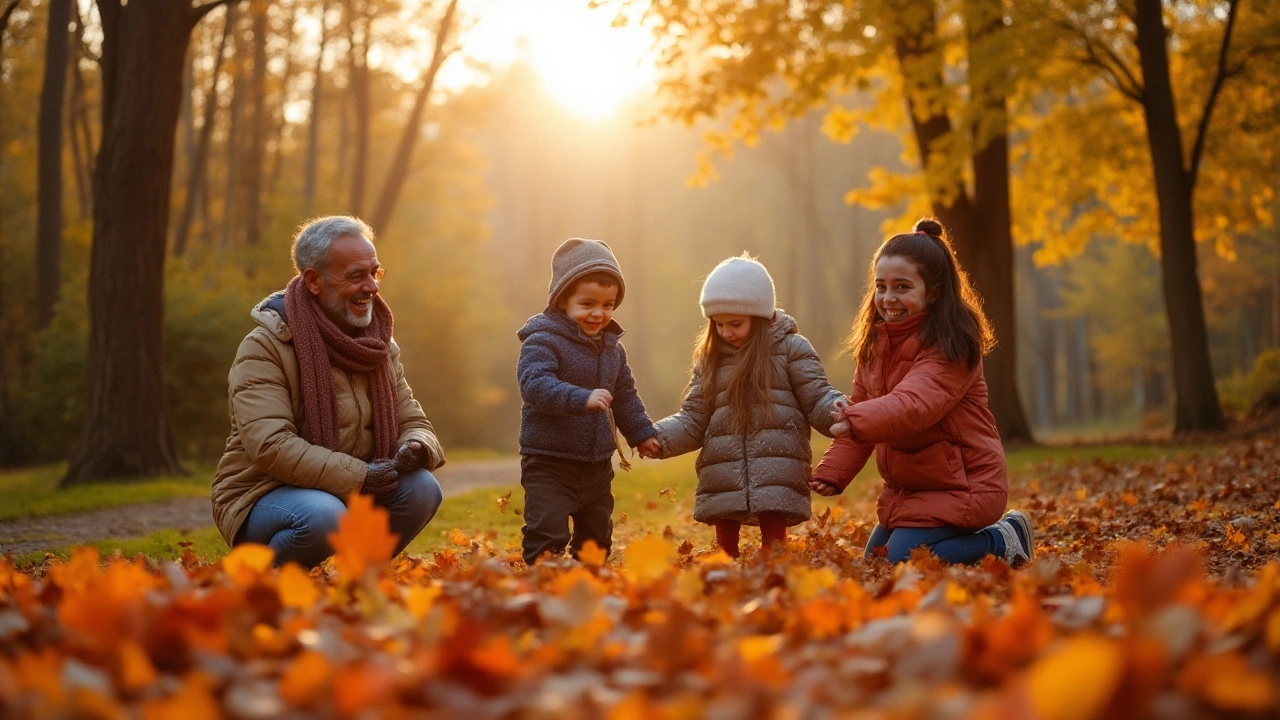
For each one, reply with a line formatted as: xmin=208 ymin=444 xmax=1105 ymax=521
xmin=191 ymin=0 xmax=239 ymax=28
xmin=1052 ymin=16 xmax=1144 ymax=102
xmin=1188 ymin=0 xmax=1241 ymax=187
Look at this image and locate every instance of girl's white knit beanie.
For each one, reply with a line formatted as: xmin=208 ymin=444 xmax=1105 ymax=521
xmin=699 ymin=254 xmax=776 ymax=319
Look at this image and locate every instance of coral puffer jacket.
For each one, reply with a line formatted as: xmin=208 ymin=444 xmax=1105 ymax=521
xmin=813 ymin=312 xmax=1007 ymax=530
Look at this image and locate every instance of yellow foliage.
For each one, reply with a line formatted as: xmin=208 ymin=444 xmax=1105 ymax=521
xmin=1026 ymin=636 xmax=1123 ymax=720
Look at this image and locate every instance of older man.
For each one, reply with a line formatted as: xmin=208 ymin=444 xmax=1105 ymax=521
xmin=212 ymin=216 xmax=445 ymax=567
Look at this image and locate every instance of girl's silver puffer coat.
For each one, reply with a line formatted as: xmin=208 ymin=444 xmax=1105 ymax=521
xmin=654 ymin=312 xmax=844 ymax=526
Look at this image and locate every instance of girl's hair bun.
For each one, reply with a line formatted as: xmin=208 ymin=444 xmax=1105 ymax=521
xmin=914 ymin=218 xmax=944 ymax=238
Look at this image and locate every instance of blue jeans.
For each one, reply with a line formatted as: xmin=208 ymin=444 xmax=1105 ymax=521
xmin=238 ymin=469 xmax=443 ymax=568
xmin=865 ymin=523 xmax=1004 ymax=565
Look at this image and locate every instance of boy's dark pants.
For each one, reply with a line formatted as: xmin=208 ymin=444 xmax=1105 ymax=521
xmin=520 ymin=454 xmax=614 ymax=565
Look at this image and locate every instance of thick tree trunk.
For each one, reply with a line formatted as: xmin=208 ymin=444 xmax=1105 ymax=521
xmin=894 ymin=0 xmax=1033 ymax=443
xmin=368 ymin=0 xmax=458 ymax=233
xmin=173 ymin=3 xmax=234 ymax=258
xmin=68 ymin=4 xmax=96 ymax=219
xmin=63 ymin=0 xmax=207 ymax=485
xmin=220 ymin=13 xmax=246 ymax=249
xmin=1133 ymin=0 xmax=1226 ymax=433
xmin=36 ymin=0 xmax=72 ymax=329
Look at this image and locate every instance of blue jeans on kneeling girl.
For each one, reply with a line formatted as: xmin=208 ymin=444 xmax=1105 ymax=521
xmin=237 ymin=468 xmax=443 ymax=568
xmin=865 ymin=521 xmax=1023 ymax=565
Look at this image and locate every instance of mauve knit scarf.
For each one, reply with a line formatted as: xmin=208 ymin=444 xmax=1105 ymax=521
xmin=284 ymin=276 xmax=398 ymax=460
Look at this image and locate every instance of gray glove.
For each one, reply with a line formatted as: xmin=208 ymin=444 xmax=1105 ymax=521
xmin=394 ymin=441 xmax=429 ymax=474
xmin=362 ymin=459 xmax=400 ymax=500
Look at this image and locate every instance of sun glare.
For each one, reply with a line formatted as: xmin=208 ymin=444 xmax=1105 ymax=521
xmin=458 ymin=0 xmax=656 ymax=120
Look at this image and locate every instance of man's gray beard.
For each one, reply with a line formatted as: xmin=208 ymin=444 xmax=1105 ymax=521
xmin=324 ymin=291 xmax=373 ymax=329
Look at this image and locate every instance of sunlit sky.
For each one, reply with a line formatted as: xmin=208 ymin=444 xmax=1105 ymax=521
xmin=446 ymin=0 xmax=657 ymax=120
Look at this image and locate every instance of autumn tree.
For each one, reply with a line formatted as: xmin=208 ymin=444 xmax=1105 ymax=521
xmin=619 ymin=0 xmax=1036 ymax=443
xmin=1020 ymin=0 xmax=1280 ymax=433
xmin=63 ymin=0 xmax=239 ymax=486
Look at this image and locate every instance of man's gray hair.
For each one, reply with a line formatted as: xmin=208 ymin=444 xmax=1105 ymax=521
xmin=292 ymin=216 xmax=376 ymax=274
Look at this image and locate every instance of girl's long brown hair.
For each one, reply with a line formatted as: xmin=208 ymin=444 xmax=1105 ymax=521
xmin=692 ymin=316 xmax=777 ymax=436
xmin=846 ymin=218 xmax=995 ymax=368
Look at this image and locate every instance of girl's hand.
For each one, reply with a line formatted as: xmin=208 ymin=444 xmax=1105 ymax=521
xmin=809 ymin=479 xmax=840 ymax=496
xmin=586 ymin=388 xmax=613 ymax=411
xmin=830 ymin=418 xmax=851 ymax=438
xmin=637 ymin=437 xmax=661 ymax=458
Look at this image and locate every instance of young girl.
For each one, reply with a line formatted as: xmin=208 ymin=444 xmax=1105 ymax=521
xmin=811 ymin=219 xmax=1033 ymax=567
xmin=640 ymin=254 xmax=846 ymax=558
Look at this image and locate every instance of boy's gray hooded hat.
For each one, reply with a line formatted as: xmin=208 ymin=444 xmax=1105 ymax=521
xmin=548 ymin=238 xmax=625 ymax=309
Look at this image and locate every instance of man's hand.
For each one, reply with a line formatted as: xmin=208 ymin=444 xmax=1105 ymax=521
xmin=585 ymin=388 xmax=613 ymax=412
xmin=394 ymin=441 xmax=428 ymax=473
xmin=362 ymin=459 xmax=400 ymax=500
xmin=809 ymin=478 xmax=841 ymax=497
xmin=637 ymin=437 xmax=661 ymax=459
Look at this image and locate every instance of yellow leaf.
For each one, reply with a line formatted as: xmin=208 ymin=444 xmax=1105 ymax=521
xmin=328 ymin=492 xmax=398 ymax=581
xmin=1027 ymin=636 xmax=1123 ymax=720
xmin=276 ymin=563 xmax=318 ymax=609
xmin=578 ymin=539 xmax=607 ymax=567
xmin=787 ymin=566 xmax=837 ymax=601
xmin=403 ymin=584 xmax=442 ymax=620
xmin=738 ymin=635 xmax=781 ymax=663
xmin=624 ymin=535 xmax=674 ymax=585
xmin=673 ymin=570 xmax=705 ymax=605
xmin=221 ymin=544 xmax=275 ymax=586
xmin=449 ymin=528 xmax=470 ymax=547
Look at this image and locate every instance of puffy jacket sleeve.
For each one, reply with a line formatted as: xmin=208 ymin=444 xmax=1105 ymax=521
xmin=517 ymin=333 xmax=592 ymax=414
xmin=784 ymin=335 xmax=845 ymax=436
xmin=841 ymin=350 xmax=975 ymax=443
xmin=653 ymin=367 xmax=711 ymax=458
xmin=611 ymin=344 xmax=658 ymax=447
xmin=813 ymin=367 xmax=873 ymax=491
xmin=390 ymin=340 xmax=446 ymax=471
xmin=229 ymin=332 xmax=365 ymax=497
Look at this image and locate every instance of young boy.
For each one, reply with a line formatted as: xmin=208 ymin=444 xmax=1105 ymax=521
xmin=516 ymin=238 xmax=660 ymax=565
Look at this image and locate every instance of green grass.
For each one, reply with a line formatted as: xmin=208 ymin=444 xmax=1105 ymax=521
xmin=8 ymin=437 xmax=1225 ymax=567
xmin=0 ymin=463 xmax=214 ymax=521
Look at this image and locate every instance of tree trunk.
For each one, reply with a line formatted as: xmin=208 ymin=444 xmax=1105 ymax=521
xmin=893 ymin=0 xmax=1033 ymax=443
xmin=243 ymin=0 xmax=268 ymax=246
xmin=0 ymin=1 xmax=20 ymax=61
xmin=69 ymin=3 xmax=96 ymax=219
xmin=962 ymin=0 xmax=1033 ymax=443
xmin=63 ymin=0 xmax=217 ymax=486
xmin=266 ymin=2 xmax=297 ymax=199
xmin=303 ymin=0 xmax=329 ymax=216
xmin=174 ymin=2 xmax=235 ymax=258
xmin=36 ymin=0 xmax=72 ymax=329
xmin=346 ymin=4 xmax=369 ymax=216
xmin=368 ymin=0 xmax=458 ymax=234
xmin=1133 ymin=0 xmax=1226 ymax=433
xmin=220 ymin=13 xmax=246 ymax=249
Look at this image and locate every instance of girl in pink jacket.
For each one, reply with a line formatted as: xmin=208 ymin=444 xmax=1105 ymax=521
xmin=811 ymin=219 xmax=1033 ymax=567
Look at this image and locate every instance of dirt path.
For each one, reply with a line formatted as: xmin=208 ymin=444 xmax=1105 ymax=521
xmin=0 ymin=458 xmax=520 ymax=558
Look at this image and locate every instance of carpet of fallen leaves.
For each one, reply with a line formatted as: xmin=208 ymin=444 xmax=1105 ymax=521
xmin=2 ymin=431 xmax=1279 ymax=719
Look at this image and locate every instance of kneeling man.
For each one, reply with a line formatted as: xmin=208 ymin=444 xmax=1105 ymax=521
xmin=212 ymin=216 xmax=445 ymax=567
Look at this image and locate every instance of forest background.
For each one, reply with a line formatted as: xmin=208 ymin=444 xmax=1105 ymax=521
xmin=0 ymin=0 xmax=1277 ymax=481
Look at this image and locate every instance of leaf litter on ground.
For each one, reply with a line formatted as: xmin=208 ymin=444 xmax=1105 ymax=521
xmin=1 ymin=430 xmax=1278 ymax=718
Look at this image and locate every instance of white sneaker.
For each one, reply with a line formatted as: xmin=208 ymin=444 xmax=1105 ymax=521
xmin=996 ymin=510 xmax=1034 ymax=567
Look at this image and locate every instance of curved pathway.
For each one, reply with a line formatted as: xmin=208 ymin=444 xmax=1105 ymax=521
xmin=0 ymin=458 xmax=519 ymax=558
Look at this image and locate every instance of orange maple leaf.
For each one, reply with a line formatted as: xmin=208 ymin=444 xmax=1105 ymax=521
xmin=578 ymin=539 xmax=607 ymax=567
xmin=328 ymin=492 xmax=399 ymax=581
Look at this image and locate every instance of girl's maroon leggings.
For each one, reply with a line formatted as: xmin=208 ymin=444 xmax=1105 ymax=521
xmin=714 ymin=513 xmax=786 ymax=557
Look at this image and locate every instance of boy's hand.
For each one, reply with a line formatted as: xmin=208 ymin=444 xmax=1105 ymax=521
xmin=585 ymin=388 xmax=613 ymax=411
xmin=637 ymin=437 xmax=661 ymax=458
xmin=809 ymin=478 xmax=840 ymax=497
